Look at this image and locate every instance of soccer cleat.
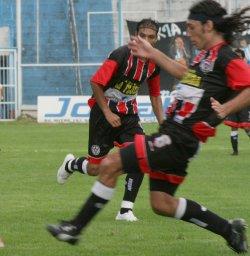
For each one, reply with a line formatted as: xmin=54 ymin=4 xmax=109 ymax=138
xmin=227 ymin=219 xmax=248 ymax=254
xmin=46 ymin=221 xmax=79 ymax=245
xmin=57 ymin=154 xmax=75 ymax=184
xmin=115 ymin=210 xmax=138 ymax=222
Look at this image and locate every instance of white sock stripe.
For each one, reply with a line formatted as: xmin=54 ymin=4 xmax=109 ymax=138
xmin=174 ymin=197 xmax=187 ymax=219
xmin=189 ymin=218 xmax=208 ymax=227
xmin=231 ymin=131 xmax=238 ymax=136
xmin=91 ymin=181 xmax=114 ymax=200
xmin=121 ymin=200 xmax=134 ymax=209
xmin=82 ymin=159 xmax=88 ymax=174
xmin=67 ymin=160 xmax=74 ymax=171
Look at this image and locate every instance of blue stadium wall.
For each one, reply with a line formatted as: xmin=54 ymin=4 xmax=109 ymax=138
xmin=0 ymin=0 xmax=16 ymax=47
xmin=0 ymin=0 xmax=114 ymax=105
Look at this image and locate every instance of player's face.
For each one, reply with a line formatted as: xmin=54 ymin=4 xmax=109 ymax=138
xmin=186 ymin=20 xmax=206 ymax=50
xmin=137 ymin=27 xmax=158 ymax=46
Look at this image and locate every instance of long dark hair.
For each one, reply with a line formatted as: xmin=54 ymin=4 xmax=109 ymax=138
xmin=189 ymin=0 xmax=250 ymax=44
xmin=136 ymin=18 xmax=159 ymax=33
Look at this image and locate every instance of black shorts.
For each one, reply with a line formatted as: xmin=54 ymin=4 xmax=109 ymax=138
xmin=120 ymin=124 xmax=199 ymax=194
xmin=224 ymin=106 xmax=250 ymax=129
xmin=88 ymin=104 xmax=144 ymax=162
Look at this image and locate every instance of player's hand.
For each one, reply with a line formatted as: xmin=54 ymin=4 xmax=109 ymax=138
xmin=210 ymin=97 xmax=227 ymax=119
xmin=104 ymin=111 xmax=121 ymax=127
xmin=128 ymin=36 xmax=153 ymax=59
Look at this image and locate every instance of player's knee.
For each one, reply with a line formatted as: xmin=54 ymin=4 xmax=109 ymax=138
xmin=151 ymin=200 xmax=171 ymax=216
xmin=99 ymin=154 xmax=119 ymax=176
xmin=87 ymin=164 xmax=99 ymax=176
xmin=98 ymin=154 xmax=122 ymax=187
xmin=150 ymin=192 xmax=177 ymax=217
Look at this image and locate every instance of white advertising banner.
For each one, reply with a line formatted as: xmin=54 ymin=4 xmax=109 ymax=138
xmin=37 ymin=95 xmax=171 ymax=123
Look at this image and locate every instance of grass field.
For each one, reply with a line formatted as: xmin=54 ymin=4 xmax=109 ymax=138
xmin=0 ymin=119 xmax=249 ymax=256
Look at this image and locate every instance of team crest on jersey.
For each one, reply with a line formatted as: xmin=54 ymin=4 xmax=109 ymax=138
xmin=199 ymin=59 xmax=215 ymax=73
xmin=91 ymin=145 xmax=100 ymax=156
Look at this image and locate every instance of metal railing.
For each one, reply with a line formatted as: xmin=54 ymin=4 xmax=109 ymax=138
xmin=0 ymin=49 xmax=17 ymax=120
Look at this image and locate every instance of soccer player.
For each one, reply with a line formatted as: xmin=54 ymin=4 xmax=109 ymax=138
xmin=47 ymin=0 xmax=250 ymax=253
xmin=57 ymin=18 xmax=164 ymax=221
xmin=224 ymin=48 xmax=250 ymax=155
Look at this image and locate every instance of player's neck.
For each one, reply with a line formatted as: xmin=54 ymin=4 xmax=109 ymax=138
xmin=204 ymin=35 xmax=225 ymax=50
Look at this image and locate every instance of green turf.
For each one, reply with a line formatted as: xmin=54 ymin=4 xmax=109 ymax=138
xmin=0 ymin=119 xmax=249 ymax=256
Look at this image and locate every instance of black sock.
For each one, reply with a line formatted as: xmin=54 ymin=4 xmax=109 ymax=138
xmin=120 ymin=173 xmax=144 ymax=214
xmin=120 ymin=208 xmax=131 ymax=214
xmin=231 ymin=135 xmax=238 ymax=153
xmin=176 ymin=198 xmax=231 ymax=240
xmin=70 ymin=181 xmax=114 ymax=232
xmin=123 ymin=173 xmax=144 ymax=202
xmin=66 ymin=157 xmax=87 ymax=174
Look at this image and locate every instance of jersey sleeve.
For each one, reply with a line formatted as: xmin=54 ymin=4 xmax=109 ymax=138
xmin=147 ymin=74 xmax=161 ymax=96
xmin=90 ymin=46 xmax=127 ymax=87
xmin=225 ymin=59 xmax=250 ymax=90
xmin=90 ymin=59 xmax=118 ymax=87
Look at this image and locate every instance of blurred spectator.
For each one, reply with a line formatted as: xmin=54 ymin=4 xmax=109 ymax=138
xmin=170 ymin=36 xmax=190 ymax=66
xmin=239 ymin=38 xmax=250 ymax=64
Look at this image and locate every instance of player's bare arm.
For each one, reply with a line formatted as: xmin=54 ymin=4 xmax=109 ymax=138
xmin=211 ymin=87 xmax=250 ymax=119
xmin=150 ymin=95 xmax=164 ymax=124
xmin=91 ymin=81 xmax=121 ymax=127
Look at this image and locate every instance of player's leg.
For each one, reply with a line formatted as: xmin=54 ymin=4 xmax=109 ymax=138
xmin=56 ymin=154 xmax=89 ymax=184
xmin=230 ymin=107 xmax=250 ymax=155
xmin=224 ymin=113 xmax=239 ymax=155
xmin=47 ymin=134 xmax=145 ymax=243
xmin=47 ymin=149 xmax=131 ymax=244
xmin=149 ymin=185 xmax=247 ymax=253
xmin=66 ymin=152 xmax=123 ymax=230
xmin=57 ymin=105 xmax=114 ymax=183
xmin=131 ymin=130 xmax=247 ymax=253
xmin=230 ymin=127 xmax=239 ymax=155
xmin=115 ymin=116 xmax=144 ymax=221
xmin=143 ymin=130 xmax=248 ymax=254
xmin=115 ymin=173 xmax=144 ymax=221
xmin=240 ymin=106 xmax=250 ymax=138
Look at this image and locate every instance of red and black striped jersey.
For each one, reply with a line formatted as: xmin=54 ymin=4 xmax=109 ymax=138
xmin=90 ymin=45 xmax=161 ymax=114
xmin=165 ymin=42 xmax=250 ymax=142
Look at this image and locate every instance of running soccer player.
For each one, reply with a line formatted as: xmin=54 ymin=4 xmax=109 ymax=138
xmin=47 ymin=1 xmax=250 ymax=253
xmin=224 ymin=48 xmax=250 ymax=155
xmin=57 ymin=18 xmax=164 ymax=221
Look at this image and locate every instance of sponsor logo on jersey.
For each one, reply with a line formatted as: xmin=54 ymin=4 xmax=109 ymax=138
xmin=180 ymin=69 xmax=201 ymax=88
xmin=114 ymin=80 xmax=140 ymax=95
